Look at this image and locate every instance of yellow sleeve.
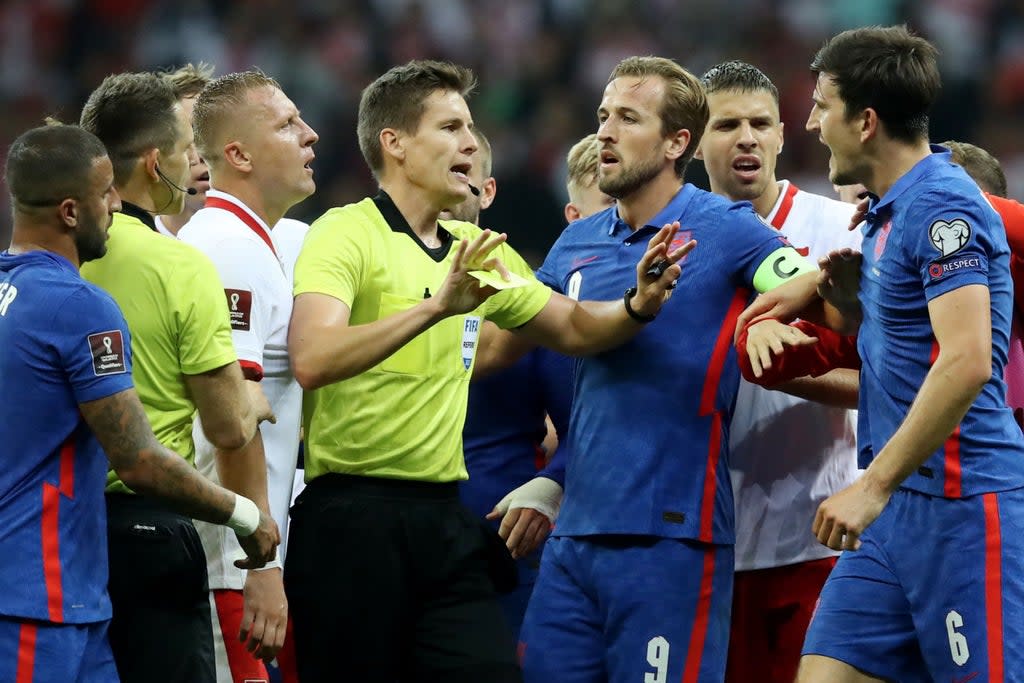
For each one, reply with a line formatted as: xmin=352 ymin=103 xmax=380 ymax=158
xmin=174 ymin=245 xmax=237 ymax=375
xmin=485 ymin=241 xmax=553 ymax=329
xmin=293 ymin=208 xmax=367 ymax=306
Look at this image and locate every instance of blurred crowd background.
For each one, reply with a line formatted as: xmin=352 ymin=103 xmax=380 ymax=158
xmin=1 ymin=0 xmax=1022 ymax=263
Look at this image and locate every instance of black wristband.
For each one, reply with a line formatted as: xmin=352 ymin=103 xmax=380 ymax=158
xmin=623 ymin=287 xmax=657 ymax=323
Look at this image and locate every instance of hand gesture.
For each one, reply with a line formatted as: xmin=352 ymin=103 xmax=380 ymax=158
xmin=812 ymin=476 xmax=891 ymax=551
xmin=486 ymin=477 xmax=562 ymax=559
xmin=234 ymin=511 xmax=280 ymax=569
xmin=433 ymin=229 xmax=510 ymax=315
xmin=240 ymin=567 xmax=288 ymax=662
xmin=744 ymin=318 xmax=818 ymax=378
xmin=735 ymin=271 xmax=820 ymax=340
xmin=816 ymin=248 xmax=862 ymax=316
xmin=628 ymin=222 xmax=697 ymax=318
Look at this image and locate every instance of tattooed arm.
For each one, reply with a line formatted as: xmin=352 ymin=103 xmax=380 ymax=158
xmin=79 ymin=387 xmax=280 ymax=569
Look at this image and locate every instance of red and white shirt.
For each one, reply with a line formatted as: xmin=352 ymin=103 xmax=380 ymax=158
xmin=179 ymin=189 xmax=307 ymax=589
xmin=728 ymin=180 xmax=861 ymax=571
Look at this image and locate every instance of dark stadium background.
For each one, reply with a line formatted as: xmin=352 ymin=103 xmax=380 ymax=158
xmin=1 ymin=0 xmax=1022 ymax=264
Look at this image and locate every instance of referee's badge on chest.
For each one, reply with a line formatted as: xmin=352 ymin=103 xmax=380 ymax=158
xmin=462 ymin=316 xmax=481 ymax=370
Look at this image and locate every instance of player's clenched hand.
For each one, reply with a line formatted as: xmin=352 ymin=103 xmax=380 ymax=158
xmin=246 ymin=381 xmax=276 ymax=425
xmin=487 ymin=476 xmax=562 ymax=559
xmin=744 ymin=319 xmax=818 ymax=378
xmin=434 ymin=229 xmax=509 ymax=315
xmin=734 ymin=271 xmax=820 ymax=342
xmin=240 ymin=567 xmax=288 ymax=662
xmin=812 ymin=476 xmax=891 ymax=551
xmin=816 ymin=248 xmax=862 ymax=317
xmin=235 ymin=511 xmax=280 ymax=569
xmin=629 ymin=221 xmax=696 ymax=318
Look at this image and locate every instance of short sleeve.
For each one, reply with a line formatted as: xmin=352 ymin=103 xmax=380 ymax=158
xmin=536 ymin=233 xmax=567 ymax=293
xmin=200 ymin=236 xmax=275 ymax=375
xmin=173 ymin=248 xmax=238 ymax=375
xmin=904 ymin=190 xmax=995 ymax=301
xmin=293 ymin=209 xmax=367 ymax=306
xmin=723 ymin=203 xmax=796 ymax=288
xmin=484 ymin=241 xmax=553 ymax=330
xmin=54 ymin=287 xmax=135 ymax=404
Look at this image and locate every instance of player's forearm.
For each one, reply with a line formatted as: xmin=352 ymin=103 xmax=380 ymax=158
xmin=775 ymin=368 xmax=859 ymax=409
xmin=863 ymin=351 xmax=990 ymax=494
xmin=290 ymin=298 xmax=448 ymax=389
xmin=520 ymin=296 xmax=643 ymax=356
xmin=120 ymin=445 xmax=238 ymax=524
xmin=214 ymin=429 xmax=271 ymax=514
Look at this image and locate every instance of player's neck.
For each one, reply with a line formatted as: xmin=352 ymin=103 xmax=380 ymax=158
xmin=8 ymin=222 xmax=80 ymax=268
xmin=616 ymin=172 xmax=684 ymax=231
xmin=211 ymin=181 xmax=287 ymax=229
xmin=380 ymin=180 xmax=444 ymax=242
xmin=157 ymin=208 xmax=194 ymax=235
xmin=116 ymin=176 xmax=160 ymax=214
xmin=751 ymin=179 xmax=782 ymax=219
xmin=865 ymin=140 xmax=932 ymax=199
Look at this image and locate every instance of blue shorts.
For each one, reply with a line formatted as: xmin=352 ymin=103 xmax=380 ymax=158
xmin=804 ymin=487 xmax=1024 ymax=681
xmin=0 ymin=616 xmax=117 ymax=683
xmin=520 ymin=535 xmax=733 ymax=683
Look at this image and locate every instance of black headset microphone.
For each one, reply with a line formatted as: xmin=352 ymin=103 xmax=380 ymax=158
xmin=155 ymin=165 xmax=198 ymax=196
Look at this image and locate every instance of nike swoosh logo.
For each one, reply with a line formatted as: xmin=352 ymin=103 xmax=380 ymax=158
xmin=571 ymin=255 xmax=599 ymax=268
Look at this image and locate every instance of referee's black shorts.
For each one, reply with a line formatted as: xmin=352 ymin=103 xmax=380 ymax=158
xmin=285 ymin=473 xmax=522 ymax=683
xmin=105 ymin=493 xmax=215 ymax=683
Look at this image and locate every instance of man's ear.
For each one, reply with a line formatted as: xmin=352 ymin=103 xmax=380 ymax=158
xmin=665 ymin=129 xmax=692 ymax=163
xmin=479 ymin=177 xmax=497 ymax=211
xmin=58 ymin=197 xmax=78 ymax=228
xmin=223 ymin=140 xmax=252 ymax=173
xmin=860 ymin=108 xmax=879 ymax=143
xmin=380 ymin=128 xmax=405 ymax=164
xmin=564 ymin=202 xmax=581 ymax=223
xmin=142 ymin=147 xmax=161 ymax=182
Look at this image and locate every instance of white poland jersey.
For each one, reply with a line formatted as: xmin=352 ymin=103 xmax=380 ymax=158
xmin=729 ymin=180 xmax=861 ymax=571
xmin=179 ymin=189 xmax=307 ymax=590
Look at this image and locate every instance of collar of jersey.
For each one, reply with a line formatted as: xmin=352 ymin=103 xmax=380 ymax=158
xmin=607 ymin=183 xmax=695 ymax=239
xmin=119 ymin=201 xmax=157 ymax=231
xmin=866 ymin=145 xmax=952 ymax=223
xmin=372 ymin=190 xmax=454 ymax=263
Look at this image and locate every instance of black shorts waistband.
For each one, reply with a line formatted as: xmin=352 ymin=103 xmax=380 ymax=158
xmin=304 ymin=473 xmax=461 ymax=501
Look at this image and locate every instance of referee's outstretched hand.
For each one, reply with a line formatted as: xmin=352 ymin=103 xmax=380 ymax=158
xmin=434 ymin=229 xmax=510 ymax=315
xmin=234 ymin=511 xmax=281 ymax=569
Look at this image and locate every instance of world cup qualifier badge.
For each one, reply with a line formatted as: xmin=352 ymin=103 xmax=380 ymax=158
xmin=88 ymin=330 xmax=126 ymax=376
xmin=225 ymin=289 xmax=253 ymax=331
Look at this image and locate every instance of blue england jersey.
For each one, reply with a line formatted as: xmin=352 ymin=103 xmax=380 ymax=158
xmin=858 ymin=147 xmax=1024 ymax=497
xmin=0 ymin=250 xmax=134 ymax=623
xmin=461 ymin=347 xmax=572 ymax=519
xmin=537 ymin=184 xmax=786 ymax=543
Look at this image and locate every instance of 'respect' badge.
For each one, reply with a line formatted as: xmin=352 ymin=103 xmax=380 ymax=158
xmin=468 ymin=270 xmax=530 ymax=290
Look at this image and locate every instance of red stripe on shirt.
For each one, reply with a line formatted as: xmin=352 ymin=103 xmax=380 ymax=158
xmin=59 ymin=437 xmax=75 ymax=498
xmin=930 ymin=339 xmax=963 ymax=497
xmin=681 ymin=546 xmax=716 ymax=683
xmin=41 ymin=483 xmax=63 ymax=622
xmin=238 ymin=359 xmax=264 ymax=382
xmin=769 ymin=182 xmax=799 ymax=230
xmin=15 ymin=621 xmax=37 ymax=683
xmin=204 ymin=196 xmax=277 ymax=257
xmin=699 ymin=412 xmax=723 ymax=542
xmin=984 ymin=493 xmax=1004 ymax=682
xmin=943 ymin=426 xmax=963 ymax=498
xmin=700 ymin=288 xmax=751 ymax=416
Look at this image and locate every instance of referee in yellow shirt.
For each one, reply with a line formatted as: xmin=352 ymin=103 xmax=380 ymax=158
xmin=286 ymin=59 xmax=689 ymax=682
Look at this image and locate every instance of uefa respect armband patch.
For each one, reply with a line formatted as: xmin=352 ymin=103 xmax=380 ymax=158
xmin=928 ymin=255 xmax=983 ymax=281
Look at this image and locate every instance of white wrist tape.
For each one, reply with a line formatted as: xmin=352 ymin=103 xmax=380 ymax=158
xmin=227 ymin=494 xmax=260 ymax=537
xmin=251 ymin=550 xmax=282 ymax=572
xmin=494 ymin=476 xmax=563 ymax=521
